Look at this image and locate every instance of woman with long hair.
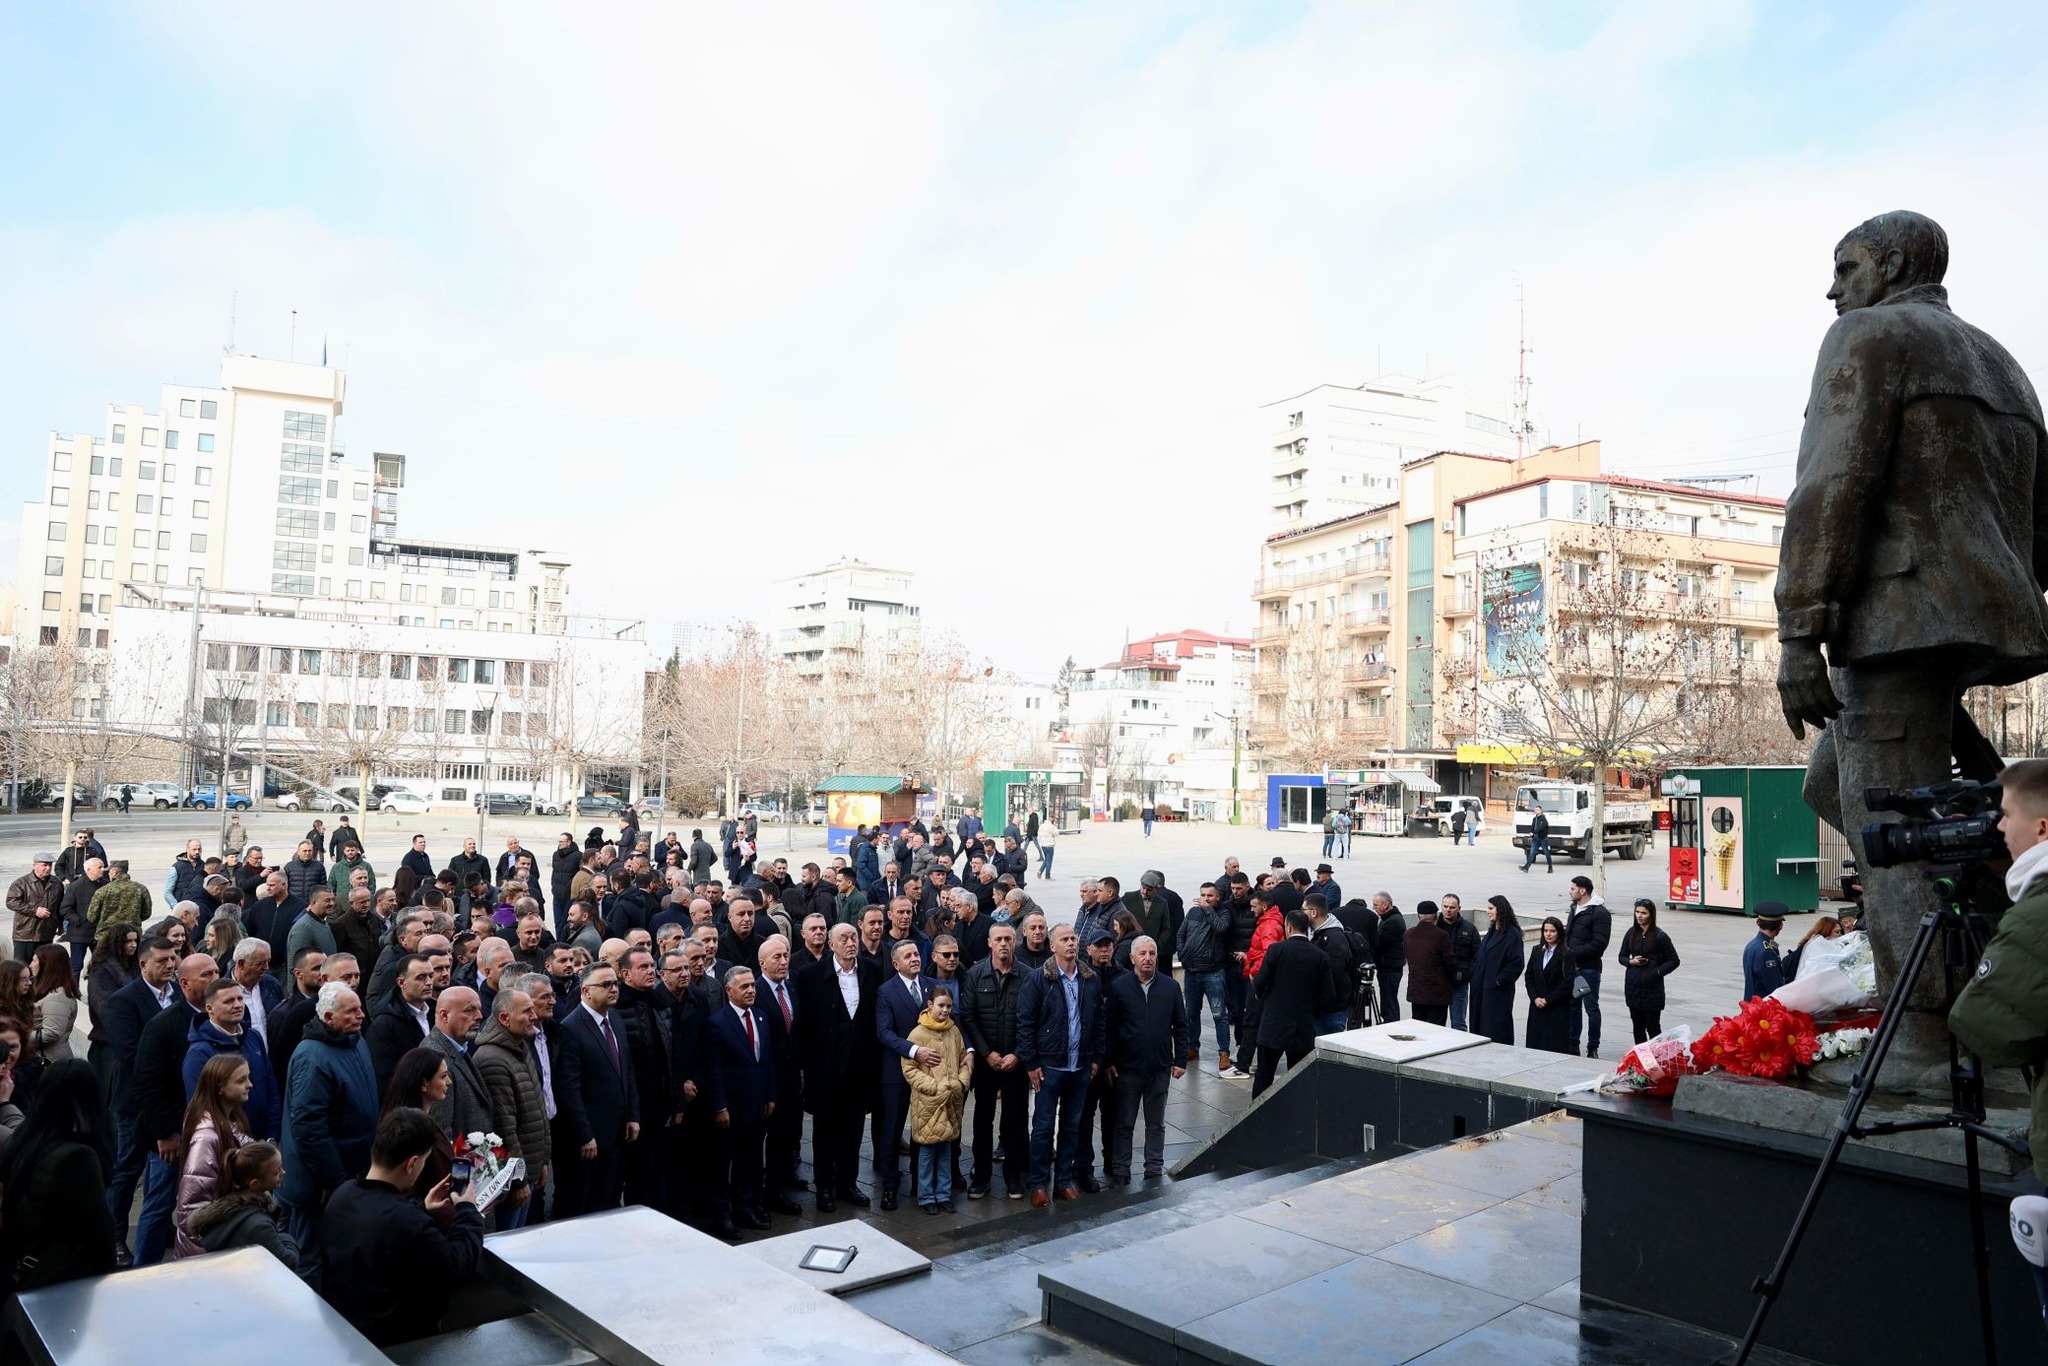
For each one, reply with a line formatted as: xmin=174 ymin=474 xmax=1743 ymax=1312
xmin=174 ymin=1053 xmax=254 ymax=1258
xmin=29 ymin=944 xmax=79 ymax=1063
xmin=1524 ymin=916 xmax=1577 ymax=1055
xmin=206 ymin=909 xmax=244 ymax=972
xmin=381 ymin=1047 xmax=456 ymax=1210
xmin=1783 ymin=915 xmax=1843 ymax=982
xmin=0 ymin=1058 xmax=118 ymax=1287
xmin=1618 ymin=899 xmax=1681 ymax=1043
xmin=1470 ymin=896 xmax=1524 ymax=1045
xmin=392 ymin=864 xmax=419 ymax=909
xmin=0 ymin=960 xmax=34 ymax=1025
xmin=85 ymin=924 xmax=140 ymax=1101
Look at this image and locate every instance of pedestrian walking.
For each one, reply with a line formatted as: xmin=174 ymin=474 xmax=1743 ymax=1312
xmin=1521 ymin=810 xmax=1554 ymax=872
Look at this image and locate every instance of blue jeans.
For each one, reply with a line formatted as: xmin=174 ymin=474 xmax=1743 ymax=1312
xmin=1449 ymin=980 xmax=1471 ymax=1032
xmin=1039 ymin=845 xmax=1055 ymax=878
xmin=1183 ymin=969 xmax=1229 ymax=1056
xmin=1142 ymin=818 xmax=1153 ymax=837
xmin=1570 ymin=970 xmax=1602 ymax=1054
xmin=1029 ymin=1066 xmax=1088 ymax=1192
xmin=133 ymin=1148 xmax=180 ymax=1266
xmin=106 ymin=1113 xmax=146 ymax=1247
xmin=285 ymin=1200 xmax=324 ymax=1286
xmin=1314 ymin=1010 xmax=1348 ymax=1036
xmin=1321 ymin=831 xmax=1335 ymax=857
xmin=915 ymin=1142 xmax=954 ymax=1206
xmin=1466 ymin=825 xmax=1479 ymax=845
xmin=1522 ymin=838 xmax=1553 ymax=871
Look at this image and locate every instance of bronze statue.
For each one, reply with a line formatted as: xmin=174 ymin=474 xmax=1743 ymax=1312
xmin=1777 ymin=211 xmax=2048 ymax=1089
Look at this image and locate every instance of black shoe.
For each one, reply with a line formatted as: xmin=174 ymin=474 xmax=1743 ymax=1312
xmin=114 ymin=1246 xmax=134 ymax=1270
xmin=765 ymin=1193 xmax=804 ymax=1216
xmin=1586 ymin=1048 xmax=1600 ymax=1061
xmin=922 ymin=1202 xmax=939 ymax=1216
xmin=1078 ymin=1175 xmax=1102 ymax=1194
xmin=817 ymin=1192 xmax=837 ymax=1214
xmin=967 ymin=1184 xmax=991 ymax=1199
xmin=837 ymin=1187 xmax=872 ymax=1209
xmin=778 ymin=1174 xmax=810 ymax=1191
xmin=737 ymin=1209 xmax=773 ymax=1231
xmin=939 ymin=1200 xmax=956 ymax=1213
xmin=879 ymin=1189 xmax=899 ymax=1212
xmin=713 ymin=1218 xmax=742 ymax=1240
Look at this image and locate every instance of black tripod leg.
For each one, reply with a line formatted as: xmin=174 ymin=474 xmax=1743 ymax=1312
xmin=1732 ymin=908 xmax=1947 ymax=1365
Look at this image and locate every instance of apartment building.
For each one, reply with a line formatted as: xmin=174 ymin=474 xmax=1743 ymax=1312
xmin=775 ymin=558 xmax=921 ymax=680
xmin=1065 ymin=629 xmax=1257 ymax=818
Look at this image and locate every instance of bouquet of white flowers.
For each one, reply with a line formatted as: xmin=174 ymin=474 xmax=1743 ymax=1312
xmin=453 ymin=1130 xmax=524 ymax=1210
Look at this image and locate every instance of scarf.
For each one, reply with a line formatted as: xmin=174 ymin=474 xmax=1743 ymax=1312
xmin=917 ymin=1007 xmax=954 ymax=1035
xmin=2005 ymin=839 xmax=2048 ymax=903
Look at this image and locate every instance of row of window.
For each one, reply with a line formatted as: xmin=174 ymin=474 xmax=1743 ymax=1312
xmin=205 ymin=645 xmax=552 ymax=688
xmin=273 ymin=539 xmax=367 ymax=569
xmin=46 ymin=524 xmax=207 ymax=552
xmin=237 ymin=701 xmax=548 ymax=738
xmin=38 ymin=627 xmax=110 ymax=649
xmin=105 ymin=426 xmax=213 ymax=451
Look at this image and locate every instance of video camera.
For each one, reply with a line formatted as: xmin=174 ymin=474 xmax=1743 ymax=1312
xmin=1861 ymin=780 xmax=2004 ymax=869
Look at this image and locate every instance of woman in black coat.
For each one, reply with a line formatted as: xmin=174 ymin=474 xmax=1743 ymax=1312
xmin=0 ymin=1059 xmax=119 ymax=1288
xmin=1470 ymin=896 xmax=1525 ymax=1045
xmin=1617 ymin=898 xmax=1681 ymax=1042
xmin=1524 ymin=916 xmax=1577 ymax=1054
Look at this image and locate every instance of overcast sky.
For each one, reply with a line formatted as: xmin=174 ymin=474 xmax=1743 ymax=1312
xmin=5 ymin=2 xmax=2046 ymax=682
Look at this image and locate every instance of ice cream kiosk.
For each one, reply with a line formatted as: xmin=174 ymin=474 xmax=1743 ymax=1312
xmin=1663 ymin=766 xmax=1820 ymax=916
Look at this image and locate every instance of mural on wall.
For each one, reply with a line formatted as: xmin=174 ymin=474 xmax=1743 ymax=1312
xmin=1482 ymin=563 xmax=1544 ymax=679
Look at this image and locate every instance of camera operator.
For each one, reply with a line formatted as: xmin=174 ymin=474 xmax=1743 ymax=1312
xmin=1948 ymin=759 xmax=2048 ymax=1320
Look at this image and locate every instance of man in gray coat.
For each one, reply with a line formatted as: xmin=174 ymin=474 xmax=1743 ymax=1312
xmin=1777 ymin=210 xmax=2048 ymax=1085
xmin=424 ymin=986 xmax=494 ymax=1149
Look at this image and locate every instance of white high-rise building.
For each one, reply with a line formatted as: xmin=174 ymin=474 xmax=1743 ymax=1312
xmin=1262 ymin=375 xmax=1521 ymax=531
xmin=774 ymin=558 xmax=921 ymax=679
xmin=1065 ymin=628 xmax=1257 ymax=819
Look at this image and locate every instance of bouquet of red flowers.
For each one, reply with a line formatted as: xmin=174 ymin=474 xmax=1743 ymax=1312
xmin=1602 ymin=1028 xmax=1697 ymax=1097
xmin=1690 ymin=997 xmax=1821 ymax=1079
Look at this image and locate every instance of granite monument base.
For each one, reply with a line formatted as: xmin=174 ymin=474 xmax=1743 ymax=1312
xmin=1566 ymin=1090 xmax=2045 ymax=1365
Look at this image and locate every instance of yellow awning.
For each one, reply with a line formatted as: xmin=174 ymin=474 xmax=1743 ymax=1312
xmin=1456 ymin=744 xmax=1540 ymax=765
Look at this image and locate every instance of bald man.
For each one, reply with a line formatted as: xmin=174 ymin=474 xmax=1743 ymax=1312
xmin=129 ymin=952 xmax=220 ymax=1264
xmin=425 ymin=985 xmax=494 ymax=1146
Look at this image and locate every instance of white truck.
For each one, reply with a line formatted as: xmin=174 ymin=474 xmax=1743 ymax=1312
xmin=1511 ymin=781 xmax=1655 ymax=863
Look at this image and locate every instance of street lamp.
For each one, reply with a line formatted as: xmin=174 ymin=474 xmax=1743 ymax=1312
xmin=477 ymin=688 xmax=500 ymax=845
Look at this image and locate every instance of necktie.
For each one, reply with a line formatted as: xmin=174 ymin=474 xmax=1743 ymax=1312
xmin=600 ymin=1013 xmax=620 ymax=1071
xmin=742 ymin=1008 xmax=757 ymax=1059
xmin=774 ymin=981 xmax=792 ymax=1028
xmin=911 ymin=978 xmax=922 ymax=1007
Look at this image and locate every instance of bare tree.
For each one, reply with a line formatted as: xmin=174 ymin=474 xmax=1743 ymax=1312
xmin=28 ymin=643 xmax=177 ymax=841
xmin=634 ymin=630 xmax=776 ymax=816
xmin=294 ymin=635 xmax=422 ymax=837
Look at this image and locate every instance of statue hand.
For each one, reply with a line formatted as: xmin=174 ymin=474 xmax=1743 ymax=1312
xmin=1777 ymin=640 xmax=1842 ymax=741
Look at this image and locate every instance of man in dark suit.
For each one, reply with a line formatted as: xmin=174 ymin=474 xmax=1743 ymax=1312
xmin=365 ymin=953 xmax=434 ymax=1096
xmin=100 ymin=935 xmax=177 ymax=1265
xmin=794 ymin=923 xmax=879 ymax=1212
xmin=702 ymin=963 xmax=778 ymax=1238
xmin=752 ymin=935 xmax=806 ymax=1212
xmin=867 ymin=861 xmax=907 ymax=911
xmin=130 ymin=951 xmax=218 ymax=1264
xmin=1016 ymin=923 xmax=1105 ymax=1205
xmin=718 ymin=899 xmax=771 ymax=972
xmin=1104 ymin=935 xmax=1187 ymax=1183
xmin=1250 ymin=910 xmax=1333 ymax=1098
xmin=553 ymin=962 xmax=640 ymax=1217
xmin=873 ymin=938 xmax=938 ymax=1212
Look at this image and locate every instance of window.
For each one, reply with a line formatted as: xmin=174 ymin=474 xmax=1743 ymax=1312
xmin=132 ymin=529 xmax=150 ymax=548
xmin=283 ymin=411 xmax=327 ymax=441
xmin=504 ymin=660 xmax=525 ymax=687
xmin=136 ymin=495 xmax=154 ymax=515
xmin=325 ymin=480 xmax=338 ymax=499
xmin=355 ymin=651 xmax=379 ymax=678
xmin=237 ymin=645 xmax=260 ymax=670
xmin=163 ymin=431 xmax=179 ymax=451
xmin=295 ymin=703 xmax=318 ymax=729
xmin=281 ymin=442 xmax=323 ymax=473
xmin=323 ymin=512 xmax=336 ymax=530
xmin=200 ymin=399 xmax=217 ymax=419
xmin=190 ymin=533 xmax=208 ymax=553
xmin=38 ymin=627 xmax=57 ymax=646
xmin=501 ymin=712 xmax=521 ymax=738
xmin=278 ymin=476 xmax=319 ymax=506
xmin=268 ymin=647 xmax=293 ymax=673
xmin=87 ymin=491 xmax=100 ymax=510
xmin=444 ymin=709 xmax=465 ymax=734
xmin=78 ymin=595 xmax=94 ymax=614
xmin=47 ymin=522 xmax=65 ymax=541
xmin=273 ymin=543 xmax=315 ymax=572
xmin=197 ymin=435 xmax=214 ymax=453
xmin=387 ymin=707 xmax=410 ymax=731
xmin=141 ymin=430 xmax=158 ymax=448
xmin=447 ymin=658 xmax=471 ymax=683
xmin=108 ymin=457 xmax=121 ymax=476
xmin=354 ymin=705 xmax=376 ymax=729
xmin=441 ymin=587 xmax=457 ymax=605
xmin=100 ymin=560 xmax=112 ymax=577
xmin=162 ymin=463 xmax=175 ymax=481
xmin=350 ymin=515 xmax=367 ymax=533
xmin=193 ymin=500 xmax=209 ymax=517
xmin=78 ymin=627 xmax=93 ymax=646
xmin=325 ymin=704 xmax=347 ymax=729
xmin=111 ymin=425 xmax=125 ymax=443
xmin=459 ymin=588 xmax=475 ymax=606
xmin=106 ymin=493 xmax=119 ymax=511
xmin=139 ymin=461 xmax=156 ymax=479
xmin=266 ymin=702 xmax=288 ymax=727
xmin=347 ymin=547 xmax=364 ymax=565
xmin=389 ymin=654 xmax=413 ymax=680
xmin=131 ymin=562 xmax=147 ymax=579
xmin=529 ymin=662 xmax=550 ymax=688
xmin=84 ymin=526 xmax=99 ymax=544
xmin=474 ymin=659 xmax=496 ymax=685
xmin=156 ymin=531 xmax=171 ymax=551
xmin=186 ymin=569 xmax=204 ymax=588
xmin=180 ymin=399 xmax=196 ymax=417
xmin=194 ymin=465 xmax=211 ymax=485
xmin=418 ymin=710 xmax=439 ymax=734
xmin=90 ymin=454 xmax=104 ymax=475
xmin=418 ymin=655 xmax=439 ymax=678
xmin=276 ymin=509 xmax=317 ymax=538
xmin=353 ymin=484 xmax=368 ymax=502
xmin=318 ymin=578 xmax=330 ymax=595
xmin=50 ymin=487 xmax=68 ymax=507
xmin=43 ymin=555 xmax=62 ymax=574
xmin=299 ymin=649 xmax=322 ymax=675
xmin=82 ymin=562 xmax=94 ymax=579
xmin=345 ymin=580 xmax=361 ymax=597
xmin=471 ymin=710 xmax=492 ymax=735
xmin=320 ymin=545 xmax=333 ymax=564
xmin=206 ymin=643 xmax=230 ymax=671
xmin=40 ymin=592 xmax=59 ymax=610
xmin=399 ymin=584 xmax=412 ymax=602
xmin=369 ymin=581 xmax=385 ymax=600
xmin=97 ymin=593 xmax=111 ymax=614
xmin=153 ymin=565 xmax=168 ymax=584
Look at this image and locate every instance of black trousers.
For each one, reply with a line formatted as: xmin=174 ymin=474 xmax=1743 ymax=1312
xmin=1630 ymin=1007 xmax=1662 ymax=1043
xmin=1412 ymin=1003 xmax=1448 ymax=1026
xmin=624 ymin=1115 xmax=666 ymax=1210
xmin=657 ymin=1114 xmax=697 ymax=1222
xmin=766 ymin=1069 xmax=804 ymax=1183
xmin=556 ymin=1134 xmax=626 ymax=1217
xmin=970 ymin=1065 xmax=1030 ymax=1189
xmin=712 ymin=1114 xmax=768 ymax=1219
xmin=873 ymin=1084 xmax=911 ymax=1192
xmin=811 ymin=1099 xmax=866 ymax=1194
xmin=1251 ymin=1039 xmax=1313 ymax=1098
xmin=1073 ymin=1067 xmax=1117 ymax=1179
xmin=1378 ymin=968 xmax=1404 ymax=1023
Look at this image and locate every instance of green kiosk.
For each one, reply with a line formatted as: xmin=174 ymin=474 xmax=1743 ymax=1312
xmin=1664 ymin=765 xmax=1821 ymax=916
xmin=981 ymin=768 xmax=1086 ymax=836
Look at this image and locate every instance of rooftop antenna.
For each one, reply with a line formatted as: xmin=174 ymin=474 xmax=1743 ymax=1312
xmin=1513 ymin=284 xmax=1536 ymax=459
xmin=224 ymin=289 xmax=237 ymax=355
xmin=289 ymin=310 xmax=298 ymax=363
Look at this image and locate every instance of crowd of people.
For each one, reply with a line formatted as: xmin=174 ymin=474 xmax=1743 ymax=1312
xmin=0 ymin=806 xmax=1682 ymax=1346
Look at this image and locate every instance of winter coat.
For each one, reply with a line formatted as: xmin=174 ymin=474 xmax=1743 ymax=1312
xmin=283 ymin=854 xmax=327 ymax=903
xmin=1442 ymin=912 xmax=1482 ymax=984
xmin=472 ymin=1016 xmax=551 ymax=1177
xmin=1523 ymin=941 xmax=1577 ymax=1055
xmin=1566 ymin=899 xmax=1613 ymax=973
xmin=1243 ymin=908 xmax=1285 ymax=980
xmin=7 ymin=871 xmax=61 ymax=944
xmin=328 ymin=854 xmax=377 ymax=901
xmin=551 ymin=846 xmax=582 ymax=907
xmin=279 ymin=1017 xmax=379 ymax=1208
xmin=903 ymin=1011 xmax=970 ymax=1145
xmin=446 ymin=851 xmax=490 ymax=889
xmin=32 ymin=990 xmax=78 ymax=1062
xmin=1403 ymin=921 xmax=1457 ymax=1007
xmin=329 ymin=908 xmax=384 ymax=972
xmin=0 ymin=1141 xmax=117 ymax=1290
xmin=1177 ymin=899 xmax=1231 ymax=973
xmin=87 ymin=876 xmax=152 ymax=936
xmin=59 ymin=873 xmax=106 ymax=946
xmin=1373 ymin=908 xmax=1409 ymax=972
xmin=188 ymin=1188 xmax=299 ymax=1268
xmin=1224 ymin=894 xmax=1258 ymax=957
xmin=1471 ymin=926 xmax=1525 ymax=1046
xmin=184 ymin=1018 xmax=281 ymax=1139
xmin=174 ymin=1114 xmax=251 ymax=1259
xmin=1617 ymin=926 xmax=1680 ymax=1012
xmin=1949 ymin=874 xmax=2048 ymax=1184
xmin=319 ymin=1177 xmax=485 ymax=1347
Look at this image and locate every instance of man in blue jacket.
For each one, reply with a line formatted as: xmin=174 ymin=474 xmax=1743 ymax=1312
xmin=1743 ymin=905 xmax=1788 ymax=1001
xmin=873 ymin=939 xmax=937 ymax=1212
xmin=1016 ymin=923 xmax=1104 ymax=1206
xmin=182 ymin=976 xmax=280 ymax=1139
xmin=282 ymin=983 xmax=379 ymax=1288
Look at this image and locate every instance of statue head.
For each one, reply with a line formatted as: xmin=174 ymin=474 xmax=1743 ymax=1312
xmin=1831 ymin=211 xmax=1948 ymax=315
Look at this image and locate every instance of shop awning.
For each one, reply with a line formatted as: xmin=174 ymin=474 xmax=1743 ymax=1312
xmin=1457 ymin=744 xmax=1540 ymax=766
xmin=814 ymin=774 xmax=916 ymax=795
xmin=1350 ymin=767 xmax=1442 ymax=795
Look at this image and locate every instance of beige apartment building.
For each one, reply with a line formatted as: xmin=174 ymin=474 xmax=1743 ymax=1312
xmin=1251 ymin=441 xmax=1787 ymax=799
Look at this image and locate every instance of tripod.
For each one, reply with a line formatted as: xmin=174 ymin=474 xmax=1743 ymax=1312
xmin=1732 ymin=871 xmax=2028 ymax=1363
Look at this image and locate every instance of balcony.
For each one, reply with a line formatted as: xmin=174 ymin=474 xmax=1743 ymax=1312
xmin=1341 ymin=553 xmax=1392 ymax=581
xmin=1251 ymin=565 xmax=1344 ymax=598
xmin=1340 ymin=716 xmax=1391 ymax=745
xmin=1343 ymin=609 xmax=1391 ymax=634
xmin=1344 ymin=662 xmax=1392 ymax=684
xmin=1252 ymin=671 xmax=1287 ymax=695
xmin=1553 ymin=586 xmax=1779 ymax=624
xmin=1443 ymin=593 xmax=1477 ymax=617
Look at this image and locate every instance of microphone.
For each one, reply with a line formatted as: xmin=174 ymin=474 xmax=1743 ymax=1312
xmin=2011 ymin=1193 xmax=2048 ymax=1330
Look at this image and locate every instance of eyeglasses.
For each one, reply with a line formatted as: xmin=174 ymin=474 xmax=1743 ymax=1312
xmin=935 ymin=952 xmax=958 ymax=960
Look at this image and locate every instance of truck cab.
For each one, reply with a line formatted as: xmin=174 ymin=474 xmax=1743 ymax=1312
xmin=1512 ymin=781 xmax=1652 ymax=863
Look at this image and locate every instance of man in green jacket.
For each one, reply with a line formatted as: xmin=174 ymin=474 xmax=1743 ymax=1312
xmin=329 ymin=840 xmax=378 ymax=901
xmin=88 ymin=859 xmax=153 ymax=937
xmin=1948 ymin=758 xmax=2048 ymax=1187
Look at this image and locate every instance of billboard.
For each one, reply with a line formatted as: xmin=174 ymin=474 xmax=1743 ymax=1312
xmin=1482 ymin=563 xmax=1544 ymax=679
xmin=1703 ymin=796 xmax=1745 ymax=910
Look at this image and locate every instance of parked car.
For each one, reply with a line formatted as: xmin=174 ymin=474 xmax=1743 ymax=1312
xmin=379 ymin=789 xmax=433 ymax=815
xmin=476 ymin=791 xmax=539 ymax=816
xmin=100 ymin=781 xmax=185 ymax=810
xmin=274 ymin=788 xmax=347 ymax=813
xmin=185 ymin=784 xmax=253 ymax=811
xmin=576 ymin=794 xmax=627 ymax=816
